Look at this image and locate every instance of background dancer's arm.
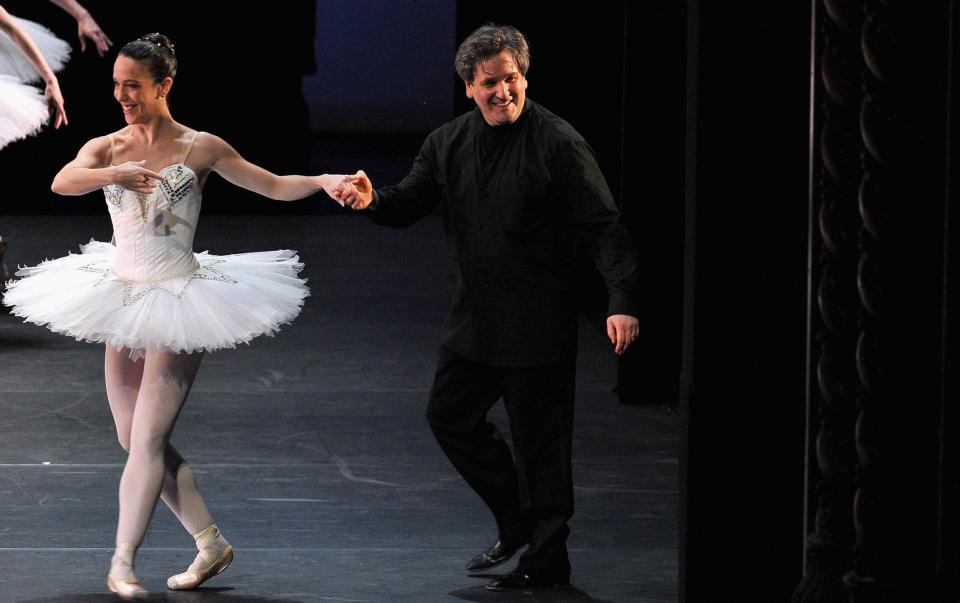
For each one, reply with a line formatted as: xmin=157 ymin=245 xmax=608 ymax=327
xmin=48 ymin=0 xmax=112 ymax=56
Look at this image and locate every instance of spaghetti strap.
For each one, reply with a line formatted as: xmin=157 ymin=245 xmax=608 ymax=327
xmin=107 ymin=133 xmax=116 ymax=245
xmin=181 ymin=131 xmax=201 ymax=166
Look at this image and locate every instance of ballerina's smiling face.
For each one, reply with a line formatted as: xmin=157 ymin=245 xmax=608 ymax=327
xmin=113 ymin=55 xmax=171 ymax=124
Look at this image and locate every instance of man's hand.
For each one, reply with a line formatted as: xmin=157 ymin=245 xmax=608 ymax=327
xmin=336 ymin=170 xmax=374 ymax=210
xmin=607 ymin=314 xmax=639 ymax=356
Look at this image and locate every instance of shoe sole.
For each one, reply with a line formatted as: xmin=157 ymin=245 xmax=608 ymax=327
xmin=107 ymin=576 xmax=148 ymax=599
xmin=465 ymin=554 xmax=514 ymax=574
xmin=484 ymin=582 xmax=569 ymax=592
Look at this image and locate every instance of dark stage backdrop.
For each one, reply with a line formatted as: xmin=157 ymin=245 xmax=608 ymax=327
xmin=307 ymin=0 xmax=455 ymax=132
xmin=0 ymin=2 xmax=674 ymax=221
xmin=0 ymin=0 xmax=456 ymax=214
xmin=0 ymin=2 xmax=682 ymax=406
xmin=0 ymin=0 xmax=685 ymax=589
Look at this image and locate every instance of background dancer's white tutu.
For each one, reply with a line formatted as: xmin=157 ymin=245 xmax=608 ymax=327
xmin=4 ymin=240 xmax=310 ymax=359
xmin=0 ymin=16 xmax=70 ymax=83
xmin=0 ymin=74 xmax=48 ymax=150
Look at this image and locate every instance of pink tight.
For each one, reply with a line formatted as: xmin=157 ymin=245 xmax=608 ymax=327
xmin=104 ymin=345 xmax=213 ymax=577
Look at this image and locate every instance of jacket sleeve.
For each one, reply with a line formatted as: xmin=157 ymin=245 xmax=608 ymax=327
xmin=366 ymin=135 xmax=444 ymax=228
xmin=556 ymin=137 xmax=640 ymax=318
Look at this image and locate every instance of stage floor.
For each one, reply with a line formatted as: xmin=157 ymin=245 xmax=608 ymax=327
xmin=0 ymin=213 xmax=678 ymax=602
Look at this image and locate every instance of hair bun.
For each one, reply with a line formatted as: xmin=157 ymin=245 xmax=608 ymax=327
xmin=139 ymin=32 xmax=175 ymax=54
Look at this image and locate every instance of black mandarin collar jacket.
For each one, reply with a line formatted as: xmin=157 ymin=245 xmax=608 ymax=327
xmin=369 ymin=99 xmax=639 ymax=367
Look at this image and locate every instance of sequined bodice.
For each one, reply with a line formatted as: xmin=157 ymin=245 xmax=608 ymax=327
xmin=102 ymin=163 xmax=200 ymax=282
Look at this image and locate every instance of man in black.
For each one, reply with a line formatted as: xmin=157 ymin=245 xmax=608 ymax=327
xmin=337 ymin=24 xmax=639 ymax=591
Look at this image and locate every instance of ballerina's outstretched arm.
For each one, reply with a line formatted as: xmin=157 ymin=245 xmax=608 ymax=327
xmin=202 ymin=132 xmax=345 ymax=202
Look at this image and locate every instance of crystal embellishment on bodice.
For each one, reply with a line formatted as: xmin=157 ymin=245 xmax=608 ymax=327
xmin=104 ymin=183 xmax=122 ymax=207
xmin=104 ymin=164 xmax=196 ymax=224
xmin=159 ymin=164 xmax=194 ymax=208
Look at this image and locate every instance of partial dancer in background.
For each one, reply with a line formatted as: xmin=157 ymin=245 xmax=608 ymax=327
xmin=0 ymin=0 xmax=112 ymax=146
xmin=4 ymin=33 xmax=344 ymax=598
xmin=0 ymin=3 xmax=68 ymax=150
xmin=0 ymin=0 xmax=109 ymax=289
xmin=0 ymin=3 xmax=69 ymax=293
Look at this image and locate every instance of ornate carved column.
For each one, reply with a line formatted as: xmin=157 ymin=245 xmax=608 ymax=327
xmin=798 ymin=0 xmax=952 ymax=600
xmin=794 ymin=2 xmax=863 ymax=599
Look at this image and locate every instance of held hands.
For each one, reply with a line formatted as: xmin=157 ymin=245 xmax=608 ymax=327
xmin=114 ymin=160 xmax=164 ymax=194
xmin=76 ymin=13 xmax=112 ymax=56
xmin=607 ymin=314 xmax=639 ymax=356
xmin=315 ymin=172 xmax=372 ymax=208
xmin=45 ymin=78 xmax=67 ymax=129
xmin=333 ymin=170 xmax=374 ymax=210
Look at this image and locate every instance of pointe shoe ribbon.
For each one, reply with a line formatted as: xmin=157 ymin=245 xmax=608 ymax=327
xmin=167 ymin=545 xmax=233 ymax=590
xmin=107 ymin=575 xmax=148 ymax=599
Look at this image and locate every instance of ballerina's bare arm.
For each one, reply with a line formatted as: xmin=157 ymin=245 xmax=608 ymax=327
xmin=205 ymin=133 xmax=343 ymax=202
xmin=51 ymin=136 xmax=163 ymax=196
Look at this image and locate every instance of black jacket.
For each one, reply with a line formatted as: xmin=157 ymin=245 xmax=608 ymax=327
xmin=369 ymin=99 xmax=639 ymax=366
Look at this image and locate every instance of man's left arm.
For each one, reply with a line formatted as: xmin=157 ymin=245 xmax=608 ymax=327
xmin=558 ymin=138 xmax=640 ymax=355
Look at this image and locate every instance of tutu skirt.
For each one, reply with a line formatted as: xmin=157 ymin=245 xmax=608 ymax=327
xmin=0 ymin=17 xmax=71 ymax=83
xmin=0 ymin=74 xmax=48 ymax=150
xmin=3 ymin=240 xmax=309 ymax=358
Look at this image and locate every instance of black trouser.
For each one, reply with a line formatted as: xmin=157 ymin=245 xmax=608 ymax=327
xmin=426 ymin=345 xmax=575 ymax=575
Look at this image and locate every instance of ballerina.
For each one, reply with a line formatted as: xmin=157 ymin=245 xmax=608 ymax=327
xmin=4 ymin=32 xmax=345 ymax=598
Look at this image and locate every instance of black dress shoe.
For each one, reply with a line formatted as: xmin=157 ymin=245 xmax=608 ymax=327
xmin=465 ymin=539 xmax=521 ymax=573
xmin=484 ymin=568 xmax=570 ymax=591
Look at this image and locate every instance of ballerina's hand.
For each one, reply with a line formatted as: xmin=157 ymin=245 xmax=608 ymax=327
xmin=329 ymin=177 xmax=352 ymax=207
xmin=45 ymin=79 xmax=67 ymax=129
xmin=114 ymin=161 xmax=164 ymax=194
xmin=317 ymin=174 xmax=349 ymax=204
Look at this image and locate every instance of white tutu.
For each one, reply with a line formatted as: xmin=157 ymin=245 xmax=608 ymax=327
xmin=0 ymin=16 xmax=71 ymax=83
xmin=4 ymin=240 xmax=310 ymax=359
xmin=0 ymin=74 xmax=48 ymax=150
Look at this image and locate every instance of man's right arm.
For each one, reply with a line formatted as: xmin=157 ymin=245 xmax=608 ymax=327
xmin=346 ymin=136 xmax=443 ymax=227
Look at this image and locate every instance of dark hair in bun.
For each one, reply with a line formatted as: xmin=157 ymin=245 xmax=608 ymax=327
xmin=119 ymin=33 xmax=177 ymax=83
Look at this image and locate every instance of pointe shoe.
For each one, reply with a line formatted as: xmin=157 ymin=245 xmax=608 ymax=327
xmin=107 ymin=574 xmax=148 ymax=599
xmin=166 ymin=545 xmax=233 ymax=590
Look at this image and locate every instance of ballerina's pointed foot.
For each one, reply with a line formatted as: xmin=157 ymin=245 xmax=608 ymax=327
xmin=108 ymin=542 xmax=147 ymax=599
xmin=167 ymin=545 xmax=233 ymax=590
xmin=107 ymin=575 xmax=148 ymax=599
